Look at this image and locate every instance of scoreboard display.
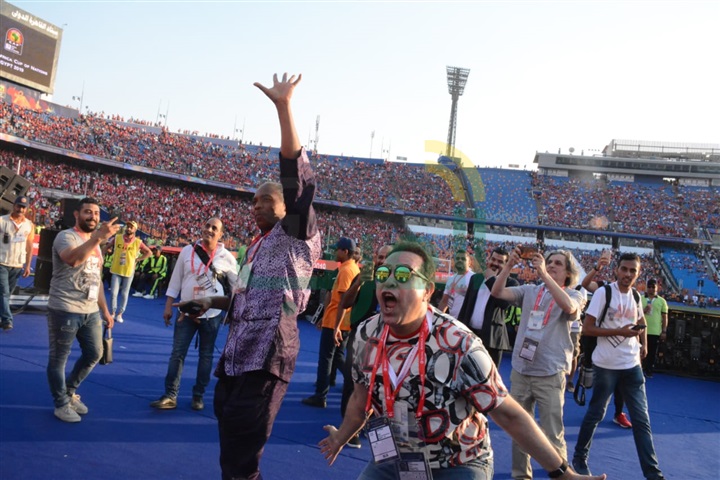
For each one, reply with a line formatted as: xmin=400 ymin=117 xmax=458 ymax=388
xmin=0 ymin=2 xmax=62 ymax=94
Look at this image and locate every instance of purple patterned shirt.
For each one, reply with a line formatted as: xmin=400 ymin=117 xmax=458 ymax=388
xmin=216 ymin=150 xmax=322 ymax=382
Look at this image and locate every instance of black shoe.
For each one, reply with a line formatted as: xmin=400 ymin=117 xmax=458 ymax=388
xmin=346 ymin=434 xmax=362 ymax=449
xmin=301 ymin=396 xmax=326 ymax=408
xmin=150 ymin=395 xmax=177 ymax=409
xmin=191 ymin=396 xmax=204 ymax=411
xmin=572 ymin=457 xmax=590 ymax=475
xmin=1 ymin=323 xmax=12 ymax=331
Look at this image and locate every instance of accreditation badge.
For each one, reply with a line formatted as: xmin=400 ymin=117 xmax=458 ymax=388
xmin=365 ymin=416 xmax=401 ymax=464
xmin=396 ymin=451 xmax=433 ymax=480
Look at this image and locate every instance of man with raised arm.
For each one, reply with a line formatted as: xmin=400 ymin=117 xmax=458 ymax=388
xmin=183 ymin=73 xmax=322 ymax=480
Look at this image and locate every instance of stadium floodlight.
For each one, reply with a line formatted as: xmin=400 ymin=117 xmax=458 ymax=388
xmin=445 ymin=66 xmax=470 ymax=158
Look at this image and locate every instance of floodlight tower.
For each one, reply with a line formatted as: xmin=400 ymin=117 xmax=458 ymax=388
xmin=445 ymin=66 xmax=470 ymax=158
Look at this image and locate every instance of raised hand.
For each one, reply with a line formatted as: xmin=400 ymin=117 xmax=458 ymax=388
xmin=94 ymin=217 xmax=121 ymax=242
xmin=254 ymin=73 xmax=302 ymax=106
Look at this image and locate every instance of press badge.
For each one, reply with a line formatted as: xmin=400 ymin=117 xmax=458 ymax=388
xmin=519 ymin=336 xmax=539 ymax=362
xmin=528 ymin=310 xmax=545 ymax=330
xmin=87 ymin=283 xmax=99 ymax=301
xmin=392 ymin=402 xmax=411 ymax=446
xmin=366 ymin=416 xmax=401 ymax=464
xmin=119 ymin=252 xmax=127 ymax=266
xmin=396 ymin=452 xmax=433 ymax=480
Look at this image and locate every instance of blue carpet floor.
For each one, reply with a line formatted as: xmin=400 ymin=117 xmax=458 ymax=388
xmin=1 ymin=295 xmax=718 ymax=479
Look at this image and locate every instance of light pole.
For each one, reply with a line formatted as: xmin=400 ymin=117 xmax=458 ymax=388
xmin=445 ymin=66 xmax=470 ymax=159
xmin=72 ymin=81 xmax=85 ymax=112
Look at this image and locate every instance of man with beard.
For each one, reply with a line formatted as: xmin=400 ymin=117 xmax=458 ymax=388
xmin=47 ymin=198 xmax=120 ymax=422
xmin=457 ymin=246 xmax=517 ymax=367
xmin=573 ymin=253 xmax=665 ymax=479
xmin=318 ymin=241 xmax=605 ymax=480
xmin=438 ymin=249 xmax=474 ymax=319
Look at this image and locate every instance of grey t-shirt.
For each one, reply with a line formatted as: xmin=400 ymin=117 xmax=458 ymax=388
xmin=48 ymin=229 xmax=103 ymax=314
xmin=509 ymin=283 xmax=583 ymax=376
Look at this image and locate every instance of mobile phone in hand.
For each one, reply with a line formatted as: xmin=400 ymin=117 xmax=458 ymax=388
xmin=519 ymin=246 xmax=538 ymax=260
xmin=179 ymin=301 xmax=203 ymax=315
xmin=631 ymin=324 xmax=647 ymax=331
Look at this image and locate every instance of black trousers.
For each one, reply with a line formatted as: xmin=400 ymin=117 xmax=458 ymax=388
xmin=643 ymin=334 xmax=660 ymax=374
xmin=214 ymin=370 xmax=289 ymax=480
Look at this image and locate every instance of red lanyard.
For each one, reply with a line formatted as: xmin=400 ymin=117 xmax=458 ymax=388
xmin=532 ymin=286 xmax=559 ymax=327
xmin=190 ymin=242 xmax=217 ymax=275
xmin=365 ymin=310 xmax=431 ymax=421
xmin=74 ymin=227 xmax=102 ymax=260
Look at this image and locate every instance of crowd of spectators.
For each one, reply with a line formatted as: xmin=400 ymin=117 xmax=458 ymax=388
xmin=1 ymin=103 xmax=461 ymax=215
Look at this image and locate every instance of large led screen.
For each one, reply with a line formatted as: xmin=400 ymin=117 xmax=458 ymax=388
xmin=0 ymin=2 xmax=62 ymax=94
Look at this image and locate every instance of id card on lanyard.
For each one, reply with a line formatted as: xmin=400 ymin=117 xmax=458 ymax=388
xmin=364 ymin=310 xmax=434 ymax=478
xmin=520 ymin=287 xmax=557 ymax=362
xmin=236 ymin=233 xmax=267 ymax=294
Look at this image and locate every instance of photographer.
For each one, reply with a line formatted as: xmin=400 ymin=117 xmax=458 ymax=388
xmin=149 ymin=217 xmax=237 ymax=411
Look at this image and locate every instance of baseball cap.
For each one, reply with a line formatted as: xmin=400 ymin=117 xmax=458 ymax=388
xmin=647 ymin=279 xmax=657 ymax=287
xmin=14 ymin=196 xmax=29 ymax=207
xmin=126 ymin=221 xmax=138 ymax=229
xmin=332 ymin=237 xmax=356 ymax=251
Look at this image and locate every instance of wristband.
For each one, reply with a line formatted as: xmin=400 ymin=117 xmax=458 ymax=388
xmin=548 ymin=460 xmax=568 ymax=478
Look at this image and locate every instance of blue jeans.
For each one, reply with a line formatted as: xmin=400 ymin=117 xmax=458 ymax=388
xmin=110 ymin=273 xmax=133 ymax=315
xmin=573 ymin=364 xmax=663 ymax=479
xmin=357 ymin=456 xmax=492 ymax=480
xmin=313 ymin=327 xmax=348 ymax=400
xmin=0 ymin=264 xmax=21 ymax=327
xmin=46 ymin=309 xmax=103 ymax=408
xmin=164 ymin=312 xmax=222 ymax=399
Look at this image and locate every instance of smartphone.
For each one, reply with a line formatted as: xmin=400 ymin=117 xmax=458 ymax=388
xmin=179 ymin=301 xmax=203 ymax=315
xmin=519 ymin=245 xmax=538 ymax=260
xmin=631 ymin=324 xmax=647 ymax=331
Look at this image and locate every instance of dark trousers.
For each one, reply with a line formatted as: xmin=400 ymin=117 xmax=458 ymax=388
xmin=314 ymin=327 xmax=348 ymax=399
xmin=214 ymin=371 xmax=289 ymax=480
xmin=340 ymin=328 xmax=357 ymax=418
xmin=642 ymin=335 xmax=660 ymax=375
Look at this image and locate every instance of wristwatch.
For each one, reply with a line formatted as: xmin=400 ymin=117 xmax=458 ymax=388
xmin=548 ymin=460 xmax=568 ymax=478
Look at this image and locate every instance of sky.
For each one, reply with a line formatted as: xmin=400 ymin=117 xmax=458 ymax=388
xmin=8 ymin=0 xmax=720 ymax=169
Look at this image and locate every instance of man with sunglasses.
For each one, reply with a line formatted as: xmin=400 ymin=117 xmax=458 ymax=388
xmin=319 ymin=241 xmax=605 ymax=480
xmin=0 ymin=195 xmax=34 ymax=331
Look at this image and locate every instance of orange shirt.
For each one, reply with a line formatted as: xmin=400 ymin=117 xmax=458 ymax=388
xmin=321 ymin=259 xmax=360 ymax=331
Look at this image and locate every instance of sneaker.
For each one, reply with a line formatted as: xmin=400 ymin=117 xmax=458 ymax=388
xmin=54 ymin=404 xmax=82 ymax=423
xmin=149 ymin=395 xmax=177 ymax=409
xmin=1 ymin=323 xmax=12 ymax=331
xmin=132 ymin=292 xmax=144 ymax=297
xmin=69 ymin=394 xmax=89 ymax=415
xmin=191 ymin=396 xmax=204 ymax=411
xmin=115 ymin=313 xmax=124 ymax=323
xmin=346 ymin=434 xmax=362 ymax=449
xmin=613 ymin=412 xmax=632 ymax=429
xmin=572 ymin=457 xmax=591 ymax=475
xmin=143 ymin=294 xmax=155 ymax=299
xmin=301 ymin=395 xmax=327 ymax=408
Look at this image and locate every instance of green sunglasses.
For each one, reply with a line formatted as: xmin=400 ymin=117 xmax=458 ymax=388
xmin=375 ymin=264 xmax=432 ymax=284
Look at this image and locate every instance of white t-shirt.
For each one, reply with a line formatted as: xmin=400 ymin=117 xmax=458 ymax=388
xmin=586 ymin=282 xmax=644 ymax=370
xmin=443 ymin=270 xmax=473 ymax=319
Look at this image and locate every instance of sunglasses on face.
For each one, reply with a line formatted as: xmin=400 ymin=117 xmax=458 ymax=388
xmin=375 ymin=264 xmax=432 ymax=285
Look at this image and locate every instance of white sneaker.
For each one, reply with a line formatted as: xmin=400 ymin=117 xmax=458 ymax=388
xmin=143 ymin=294 xmax=154 ymax=299
xmin=132 ymin=292 xmax=144 ymax=297
xmin=69 ymin=394 xmax=88 ymax=415
xmin=115 ymin=313 xmax=124 ymax=323
xmin=54 ymin=404 xmax=81 ymax=423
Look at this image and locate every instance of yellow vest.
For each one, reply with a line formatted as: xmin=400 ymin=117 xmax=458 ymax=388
xmin=110 ymin=235 xmax=143 ymax=277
